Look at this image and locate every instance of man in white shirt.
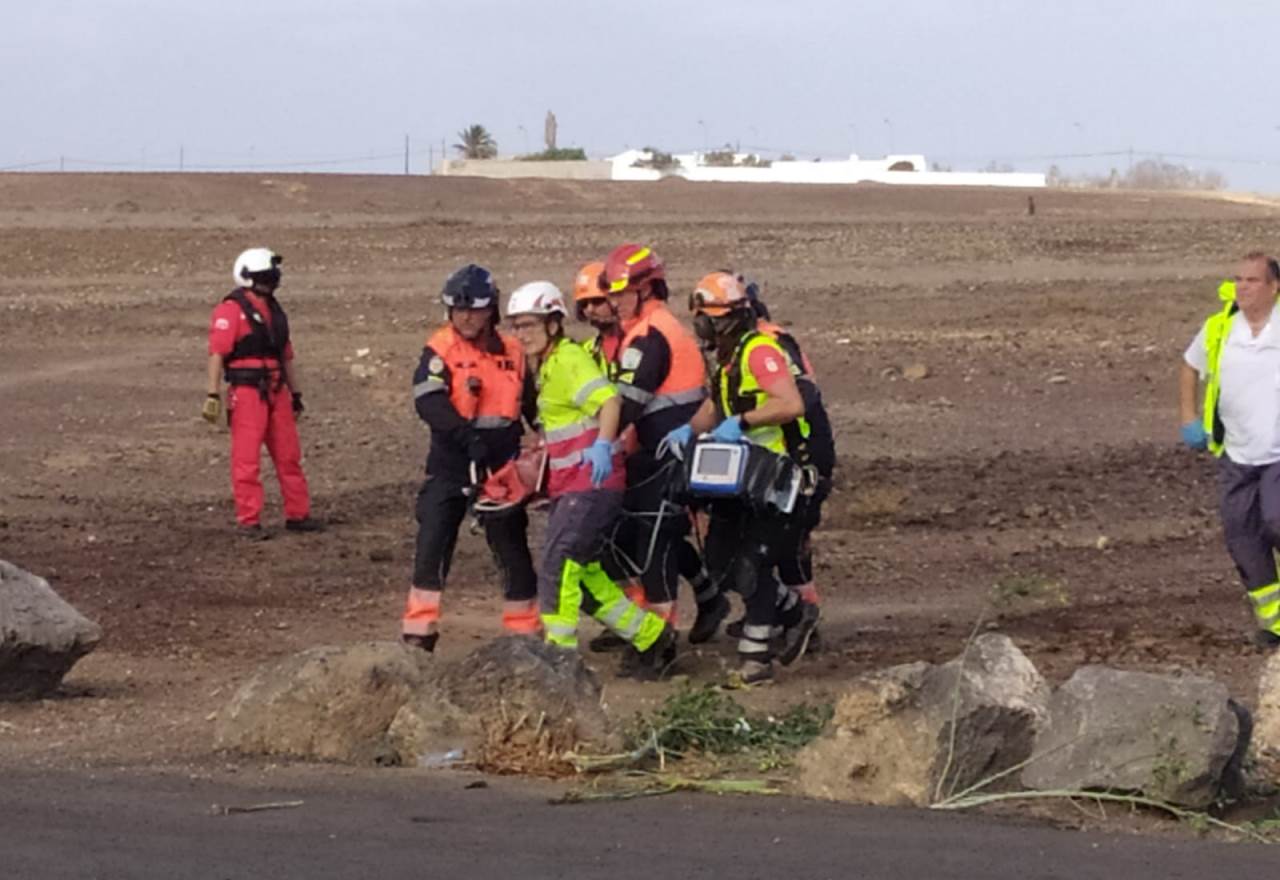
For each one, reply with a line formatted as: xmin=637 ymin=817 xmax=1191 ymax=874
xmin=1181 ymin=252 xmax=1280 ymax=647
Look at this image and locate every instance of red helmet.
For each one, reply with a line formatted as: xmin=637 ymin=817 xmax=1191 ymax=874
xmin=602 ymin=243 xmax=666 ymax=297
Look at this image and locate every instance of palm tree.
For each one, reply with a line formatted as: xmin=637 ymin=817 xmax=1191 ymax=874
xmin=453 ymin=125 xmax=497 ymax=159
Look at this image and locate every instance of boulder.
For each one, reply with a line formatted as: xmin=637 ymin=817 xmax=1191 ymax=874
xmin=214 ymin=641 xmax=430 ymax=764
xmin=797 ymin=633 xmax=1048 ymax=806
xmin=1252 ymin=651 xmax=1280 ymax=755
xmin=1022 ymin=666 xmax=1246 ymax=808
xmin=0 ymin=559 xmax=102 ymax=700
xmin=218 ymin=636 xmax=613 ymax=769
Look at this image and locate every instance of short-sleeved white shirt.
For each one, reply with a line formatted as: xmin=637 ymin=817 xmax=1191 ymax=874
xmin=1185 ymin=302 xmax=1280 ymax=465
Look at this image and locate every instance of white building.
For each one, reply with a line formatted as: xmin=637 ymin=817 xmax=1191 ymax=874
xmin=609 ymin=149 xmax=1045 ymax=188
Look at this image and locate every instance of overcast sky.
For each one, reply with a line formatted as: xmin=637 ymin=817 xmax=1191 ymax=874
xmin=6 ymin=0 xmax=1280 ymax=189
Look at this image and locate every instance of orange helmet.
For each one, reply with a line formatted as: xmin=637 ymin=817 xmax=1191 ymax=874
xmin=602 ymin=243 xmax=667 ymax=298
xmin=573 ymin=261 xmax=607 ymax=302
xmin=690 ymin=271 xmax=750 ymax=317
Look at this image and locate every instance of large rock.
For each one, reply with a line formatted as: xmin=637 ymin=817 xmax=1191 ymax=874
xmin=0 ymin=559 xmax=102 ymax=700
xmin=1022 ymin=666 xmax=1246 ymax=808
xmin=1252 ymin=652 xmax=1280 ymax=756
xmin=797 ymin=633 xmax=1048 ymax=806
xmin=389 ymin=637 xmax=613 ymax=767
xmin=218 ymin=636 xmax=612 ymax=768
xmin=215 ymin=641 xmax=430 ymax=764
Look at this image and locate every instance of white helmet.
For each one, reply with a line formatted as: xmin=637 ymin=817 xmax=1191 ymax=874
xmin=506 ymin=281 xmax=567 ymax=318
xmin=233 ymin=247 xmax=283 ymax=286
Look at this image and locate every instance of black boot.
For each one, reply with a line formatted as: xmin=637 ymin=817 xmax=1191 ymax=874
xmin=402 ymin=633 xmax=438 ymax=653
xmin=688 ymin=594 xmax=730 ymax=644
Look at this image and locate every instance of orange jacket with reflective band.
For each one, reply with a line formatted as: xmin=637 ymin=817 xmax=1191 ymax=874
xmin=424 ymin=326 xmax=525 ymax=428
xmin=618 ymin=299 xmax=707 ymax=420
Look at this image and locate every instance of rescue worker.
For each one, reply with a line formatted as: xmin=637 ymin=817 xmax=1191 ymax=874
xmin=401 ymin=264 xmax=539 ymax=652
xmin=664 ymin=272 xmax=821 ymax=685
xmin=204 ymin=247 xmax=320 ymax=538
xmin=715 ymin=277 xmax=836 ymax=644
xmin=573 ymin=260 xmax=621 ymax=376
xmin=505 ymin=280 xmax=677 ymax=675
xmin=601 ymin=244 xmax=713 ymax=663
xmin=1180 ymin=253 xmax=1280 ymax=648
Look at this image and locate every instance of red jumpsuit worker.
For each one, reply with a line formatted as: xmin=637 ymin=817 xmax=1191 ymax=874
xmin=401 ymin=264 xmax=540 ymax=652
xmin=204 ymin=247 xmax=320 ymax=538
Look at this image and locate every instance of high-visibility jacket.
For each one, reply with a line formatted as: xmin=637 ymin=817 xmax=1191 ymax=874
xmin=582 ymin=332 xmax=622 ymax=380
xmin=757 ymin=318 xmax=816 ymax=378
xmin=755 ymin=318 xmax=834 ymax=478
xmin=539 ymin=337 xmax=627 ymax=496
xmin=419 ymin=325 xmax=525 ymax=429
xmin=715 ymin=331 xmax=810 ymax=459
xmin=616 ymin=299 xmax=707 ymax=450
xmin=413 ymin=325 xmax=526 ymax=476
xmin=1199 ymin=300 xmax=1241 ymax=458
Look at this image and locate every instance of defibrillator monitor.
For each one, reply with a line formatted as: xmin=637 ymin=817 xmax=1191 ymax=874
xmin=688 ymin=442 xmax=747 ymax=494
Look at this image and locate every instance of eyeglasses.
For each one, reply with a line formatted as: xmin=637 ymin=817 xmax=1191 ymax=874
xmin=509 ymin=319 xmax=542 ymax=332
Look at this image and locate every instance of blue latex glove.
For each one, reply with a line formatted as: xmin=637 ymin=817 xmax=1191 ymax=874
xmin=584 ymin=438 xmax=614 ymax=486
xmin=662 ymin=424 xmax=694 ymax=458
xmin=710 ymin=415 xmax=745 ymax=443
xmin=1180 ymin=420 xmax=1208 ymax=450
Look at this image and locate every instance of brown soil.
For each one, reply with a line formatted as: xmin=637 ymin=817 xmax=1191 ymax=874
xmin=0 ymin=173 xmax=1275 ymax=783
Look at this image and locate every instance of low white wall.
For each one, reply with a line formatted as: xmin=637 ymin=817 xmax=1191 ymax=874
xmin=439 ymin=159 xmax=612 ymax=180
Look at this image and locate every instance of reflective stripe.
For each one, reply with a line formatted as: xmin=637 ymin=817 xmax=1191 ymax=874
xmin=546 ymin=420 xmax=597 ymax=443
xmin=642 ymin=385 xmax=706 ymax=415
xmin=618 ymin=384 xmax=654 ymax=404
xmin=1249 ymin=583 xmax=1280 ymax=606
xmin=573 ymin=376 xmax=612 ymax=408
xmin=627 ymin=247 xmax=652 ymax=265
xmin=473 ymin=415 xmax=514 ymax=429
xmin=738 ymin=637 xmax=771 ymax=656
xmin=599 ymin=601 xmax=643 ymax=640
xmin=544 ymin=622 xmax=578 ymax=638
xmin=742 ymin=623 xmax=774 ymax=641
xmin=549 ymin=450 xmax=583 ymax=470
xmin=414 ymin=379 xmax=445 ymax=398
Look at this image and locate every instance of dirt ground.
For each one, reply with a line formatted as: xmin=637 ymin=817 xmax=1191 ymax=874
xmin=1 ymin=173 xmax=1277 ymax=780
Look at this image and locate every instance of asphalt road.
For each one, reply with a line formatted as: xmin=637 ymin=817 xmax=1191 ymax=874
xmin=0 ymin=767 xmax=1271 ymax=880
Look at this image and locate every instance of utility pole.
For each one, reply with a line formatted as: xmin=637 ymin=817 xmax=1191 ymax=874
xmin=179 ymin=144 xmax=184 ymax=172
xmin=1128 ymin=145 xmax=1134 ymax=174
xmin=59 ymin=155 xmax=65 ymax=172
xmin=404 ymin=134 xmax=410 ymax=174
xmin=428 ymin=145 xmax=434 ymax=175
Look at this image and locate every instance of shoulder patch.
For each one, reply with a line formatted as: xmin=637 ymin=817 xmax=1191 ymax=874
xmin=620 ymin=347 xmax=643 ymax=370
xmin=214 ymin=317 xmax=230 ymax=331
xmin=764 ymin=357 xmax=780 ymax=373
xmin=428 ymin=356 xmax=445 ymax=374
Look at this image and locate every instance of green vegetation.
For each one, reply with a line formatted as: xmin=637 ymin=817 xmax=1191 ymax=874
xmin=453 ymin=124 xmax=497 ymax=159
xmin=517 ymin=147 xmax=588 ymax=161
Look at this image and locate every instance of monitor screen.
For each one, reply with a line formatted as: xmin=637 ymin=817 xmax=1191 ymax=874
xmin=697 ymin=447 xmax=734 ymax=477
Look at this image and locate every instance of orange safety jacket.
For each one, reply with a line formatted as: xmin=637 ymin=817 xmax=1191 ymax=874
xmin=420 ymin=325 xmax=525 ymax=429
xmin=616 ymin=299 xmax=707 ymax=447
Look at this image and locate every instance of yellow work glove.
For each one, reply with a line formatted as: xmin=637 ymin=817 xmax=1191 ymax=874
xmin=202 ymin=393 xmax=223 ymax=424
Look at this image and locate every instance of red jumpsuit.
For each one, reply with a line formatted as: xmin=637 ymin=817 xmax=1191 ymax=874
xmin=208 ymin=289 xmax=311 ymax=527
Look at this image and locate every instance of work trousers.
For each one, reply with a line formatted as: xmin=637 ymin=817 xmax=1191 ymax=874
xmin=777 ymin=479 xmax=830 ymax=605
xmin=703 ymin=500 xmax=806 ymax=661
xmin=615 ymin=451 xmax=688 ymax=612
xmin=539 ymin=490 xmax=665 ymax=650
xmin=227 ymin=383 xmax=310 ymax=526
xmin=1219 ymin=457 xmax=1280 ymax=636
xmin=401 ymin=474 xmax=538 ymax=638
